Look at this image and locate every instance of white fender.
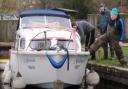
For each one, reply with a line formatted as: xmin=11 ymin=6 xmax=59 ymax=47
xmin=2 ymin=71 xmax=7 ymax=81
xmin=2 ymin=62 xmax=10 ymax=80
xmin=86 ymin=70 xmax=100 ymax=86
xmin=12 ymin=76 xmax=26 ymax=89
xmin=3 ymin=70 xmax=11 ymax=84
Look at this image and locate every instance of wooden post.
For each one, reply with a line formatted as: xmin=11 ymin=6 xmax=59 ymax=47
xmin=53 ymin=80 xmax=64 ymax=89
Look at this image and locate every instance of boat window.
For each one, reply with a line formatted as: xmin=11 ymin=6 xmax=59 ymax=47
xmin=30 ymin=39 xmax=51 ymax=51
xmin=46 ymin=16 xmax=71 ymax=30
xmin=20 ymin=16 xmax=45 ymax=29
xmin=57 ymin=40 xmax=74 ymax=50
xmin=20 ymin=15 xmax=71 ymax=30
xmin=14 ymin=35 xmax=20 ymax=49
xmin=29 ymin=39 xmax=75 ymax=51
xmin=20 ymin=38 xmax=25 ymax=49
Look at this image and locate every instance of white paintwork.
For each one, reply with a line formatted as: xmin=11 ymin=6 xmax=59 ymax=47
xmin=10 ymin=51 xmax=89 ymax=84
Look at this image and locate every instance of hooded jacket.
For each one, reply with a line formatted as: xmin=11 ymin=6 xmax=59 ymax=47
xmin=107 ymin=15 xmax=125 ymax=41
xmin=97 ymin=10 xmax=110 ymax=33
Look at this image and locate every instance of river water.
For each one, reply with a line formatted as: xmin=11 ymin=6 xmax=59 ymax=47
xmin=0 ymin=70 xmax=128 ymax=89
xmin=0 ymin=70 xmax=80 ymax=89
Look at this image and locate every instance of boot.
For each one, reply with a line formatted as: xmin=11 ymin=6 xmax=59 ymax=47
xmin=110 ymin=55 xmax=115 ymax=60
xmin=91 ymin=53 xmax=96 ymax=60
xmin=89 ymin=49 xmax=96 ymax=60
xmin=85 ymin=47 xmax=88 ymax=51
xmin=89 ymin=52 xmax=95 ymax=60
xmin=119 ymin=58 xmax=127 ymax=65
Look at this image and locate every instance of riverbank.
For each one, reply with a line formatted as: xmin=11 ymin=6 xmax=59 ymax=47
xmin=87 ymin=46 xmax=128 ymax=87
xmin=90 ymin=46 xmax=128 ymax=67
xmin=87 ymin=62 xmax=128 ymax=88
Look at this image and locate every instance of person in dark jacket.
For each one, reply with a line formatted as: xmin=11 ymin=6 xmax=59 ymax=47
xmin=89 ymin=8 xmax=127 ymax=65
xmin=97 ymin=4 xmax=114 ymax=60
xmin=72 ymin=20 xmax=95 ymax=59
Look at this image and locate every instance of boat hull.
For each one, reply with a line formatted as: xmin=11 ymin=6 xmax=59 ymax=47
xmin=10 ymin=50 xmax=90 ymax=88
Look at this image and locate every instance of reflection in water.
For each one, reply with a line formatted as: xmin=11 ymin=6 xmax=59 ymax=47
xmin=1 ymin=70 xmax=127 ymax=89
xmin=0 ymin=70 xmax=47 ymax=89
xmin=3 ymin=85 xmax=10 ymax=89
xmin=2 ymin=84 xmax=80 ymax=89
xmin=0 ymin=71 xmax=80 ymax=89
xmin=2 ymin=84 xmax=46 ymax=89
xmin=95 ymin=78 xmax=128 ymax=89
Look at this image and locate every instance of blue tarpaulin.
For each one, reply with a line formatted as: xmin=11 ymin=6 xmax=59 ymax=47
xmin=20 ymin=9 xmax=69 ymax=18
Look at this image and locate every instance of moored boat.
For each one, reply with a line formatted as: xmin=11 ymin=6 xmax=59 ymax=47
xmin=3 ymin=9 xmax=90 ymax=89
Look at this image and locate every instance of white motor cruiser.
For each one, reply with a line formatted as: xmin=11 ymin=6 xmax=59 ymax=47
xmin=3 ymin=9 xmax=90 ymax=89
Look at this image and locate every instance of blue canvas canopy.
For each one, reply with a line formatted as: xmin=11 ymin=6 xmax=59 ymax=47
xmin=20 ymin=9 xmax=69 ymax=18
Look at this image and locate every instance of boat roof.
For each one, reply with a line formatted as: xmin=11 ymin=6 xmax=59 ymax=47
xmin=20 ymin=9 xmax=69 ymax=18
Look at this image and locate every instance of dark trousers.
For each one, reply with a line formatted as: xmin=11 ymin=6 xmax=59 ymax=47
xmin=101 ymin=39 xmax=114 ymax=59
xmin=85 ymin=30 xmax=95 ymax=59
xmin=100 ymin=29 xmax=114 ymax=59
xmin=89 ymin=33 xmax=125 ymax=64
xmin=109 ymin=42 xmax=115 ymax=58
xmin=85 ymin=30 xmax=95 ymax=48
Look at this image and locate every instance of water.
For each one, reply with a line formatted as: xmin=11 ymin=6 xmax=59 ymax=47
xmin=0 ymin=70 xmax=44 ymax=89
xmin=95 ymin=78 xmax=128 ymax=89
xmin=0 ymin=70 xmax=80 ymax=89
xmin=0 ymin=70 xmax=128 ymax=89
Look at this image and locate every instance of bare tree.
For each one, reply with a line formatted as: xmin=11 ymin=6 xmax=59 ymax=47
xmin=0 ymin=0 xmax=18 ymax=13
xmin=39 ymin=0 xmax=63 ymax=9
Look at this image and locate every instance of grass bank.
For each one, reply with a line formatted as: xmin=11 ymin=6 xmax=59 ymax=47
xmin=89 ymin=47 xmax=128 ymax=68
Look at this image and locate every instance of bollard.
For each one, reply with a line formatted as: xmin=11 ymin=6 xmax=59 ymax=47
xmin=3 ymin=70 xmax=11 ymax=84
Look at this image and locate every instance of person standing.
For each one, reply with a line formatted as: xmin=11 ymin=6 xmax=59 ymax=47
xmin=97 ymin=4 xmax=114 ymax=60
xmin=72 ymin=20 xmax=95 ymax=59
xmin=89 ymin=8 xmax=127 ymax=65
